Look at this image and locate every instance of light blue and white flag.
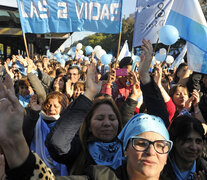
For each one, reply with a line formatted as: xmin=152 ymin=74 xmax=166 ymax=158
xmin=118 ymin=40 xmax=130 ymax=61
xmin=17 ymin=0 xmax=123 ymax=34
xmin=170 ymin=44 xmax=186 ymax=69
xmin=166 ymin=0 xmax=207 ymax=74
xmin=133 ymin=0 xmax=174 ymax=47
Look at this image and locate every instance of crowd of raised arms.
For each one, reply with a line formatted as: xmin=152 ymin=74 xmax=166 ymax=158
xmin=0 ymin=39 xmax=206 ymax=180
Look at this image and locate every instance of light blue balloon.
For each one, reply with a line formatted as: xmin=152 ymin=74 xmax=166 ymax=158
xmin=159 ymin=25 xmax=179 ymax=45
xmin=155 ymin=53 xmax=166 ymax=62
xmin=56 ymin=53 xmax=62 ymax=59
xmin=100 ymin=54 xmax=111 ymax=65
xmin=108 ymin=54 xmax=113 ymax=60
xmin=85 ymin=46 xmax=94 ymax=55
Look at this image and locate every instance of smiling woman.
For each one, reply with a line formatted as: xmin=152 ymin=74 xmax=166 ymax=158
xmin=160 ymin=115 xmax=207 ymax=180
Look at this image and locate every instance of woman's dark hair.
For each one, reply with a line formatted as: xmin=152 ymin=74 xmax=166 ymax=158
xmin=173 ymin=63 xmax=188 ymax=84
xmin=70 ymin=98 xmax=122 ymax=175
xmin=50 ymin=75 xmax=67 ymax=93
xmin=169 ymin=84 xmax=189 ymax=100
xmin=169 ymin=115 xmax=205 ymax=144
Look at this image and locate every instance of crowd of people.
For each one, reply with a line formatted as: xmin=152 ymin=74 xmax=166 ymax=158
xmin=0 ymin=38 xmax=206 ymax=180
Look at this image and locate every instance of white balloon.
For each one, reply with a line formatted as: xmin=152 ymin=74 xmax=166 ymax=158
xmin=166 ymin=55 xmax=174 ymax=64
xmin=94 ymin=45 xmax=102 ymax=53
xmin=159 ymin=48 xmax=167 ymax=55
xmin=78 ymin=50 xmax=83 ymax=55
xmin=76 ymin=43 xmax=83 ymax=50
xmin=96 ymin=49 xmax=106 ymax=59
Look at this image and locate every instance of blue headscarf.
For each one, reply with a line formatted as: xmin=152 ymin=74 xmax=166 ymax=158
xmin=118 ymin=113 xmax=172 ymax=151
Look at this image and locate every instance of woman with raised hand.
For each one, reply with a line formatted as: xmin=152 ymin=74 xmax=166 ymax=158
xmin=0 ymin=77 xmax=172 ymax=180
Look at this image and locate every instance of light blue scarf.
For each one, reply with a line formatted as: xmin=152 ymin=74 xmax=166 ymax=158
xmin=30 ymin=115 xmax=68 ymax=176
xmin=171 ymin=159 xmax=196 ymax=180
xmin=88 ymin=141 xmax=123 ymax=169
xmin=19 ymin=94 xmax=34 ymax=108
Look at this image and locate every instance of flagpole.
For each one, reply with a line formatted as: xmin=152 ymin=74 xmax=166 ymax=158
xmin=153 ymin=37 xmax=159 ymax=56
xmin=116 ymin=32 xmax=122 ymax=68
xmin=23 ymin=33 xmax=30 ymax=58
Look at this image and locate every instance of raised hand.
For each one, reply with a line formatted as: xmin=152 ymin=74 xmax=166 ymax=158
xmin=130 ymin=72 xmax=142 ymax=100
xmin=191 ymin=89 xmax=200 ymax=107
xmin=107 ymin=67 xmax=116 ymax=85
xmin=138 ymin=38 xmax=153 ymax=84
xmin=66 ymin=79 xmax=74 ymax=98
xmin=84 ymin=63 xmax=102 ymax=100
xmin=0 ymin=74 xmax=29 ymax=169
xmin=154 ymin=65 xmax=162 ymax=87
xmin=30 ymin=94 xmax=42 ymax=112
xmin=0 ymin=74 xmax=24 ymax=143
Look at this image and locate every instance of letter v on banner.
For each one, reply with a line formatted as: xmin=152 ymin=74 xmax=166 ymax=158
xmin=132 ymin=0 xmax=174 ymax=47
xmin=166 ymin=0 xmax=207 ymax=74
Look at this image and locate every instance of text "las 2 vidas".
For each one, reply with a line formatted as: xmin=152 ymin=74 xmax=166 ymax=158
xmin=19 ymin=1 xmax=121 ymax=21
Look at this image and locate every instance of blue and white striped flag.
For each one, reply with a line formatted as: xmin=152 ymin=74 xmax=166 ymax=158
xmin=133 ymin=0 xmax=174 ymax=47
xmin=166 ymin=0 xmax=207 ymax=74
xmin=170 ymin=44 xmax=186 ymax=69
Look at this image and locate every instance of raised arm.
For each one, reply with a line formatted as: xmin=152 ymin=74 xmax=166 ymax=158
xmin=0 ymin=74 xmax=29 ymax=169
xmin=46 ymin=63 xmax=102 ymax=164
xmin=138 ymin=39 xmax=170 ymax=127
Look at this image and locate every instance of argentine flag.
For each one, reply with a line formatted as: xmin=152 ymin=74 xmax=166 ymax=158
xmin=166 ymin=0 xmax=207 ymax=74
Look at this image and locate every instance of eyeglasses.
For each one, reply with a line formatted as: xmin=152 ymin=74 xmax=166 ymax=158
xmin=130 ymin=136 xmax=172 ymax=154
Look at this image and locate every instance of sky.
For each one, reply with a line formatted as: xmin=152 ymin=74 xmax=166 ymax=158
xmin=123 ymin=0 xmax=137 ymax=18
xmin=2 ymin=0 xmax=136 ymax=18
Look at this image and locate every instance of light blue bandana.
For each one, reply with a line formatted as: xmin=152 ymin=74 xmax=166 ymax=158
xmin=118 ymin=113 xmax=171 ymax=150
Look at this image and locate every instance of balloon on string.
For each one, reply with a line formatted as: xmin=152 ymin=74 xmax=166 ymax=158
xmin=96 ymin=49 xmax=106 ymax=59
xmin=76 ymin=43 xmax=82 ymax=50
xmin=155 ymin=53 xmax=166 ymax=62
xmin=100 ymin=54 xmax=111 ymax=65
xmin=85 ymin=46 xmax=94 ymax=55
xmin=159 ymin=48 xmax=167 ymax=55
xmin=159 ymin=25 xmax=179 ymax=45
xmin=56 ymin=53 xmax=62 ymax=59
xmin=166 ymin=55 xmax=174 ymax=64
xmin=108 ymin=54 xmax=113 ymax=61
xmin=94 ymin=45 xmax=102 ymax=53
